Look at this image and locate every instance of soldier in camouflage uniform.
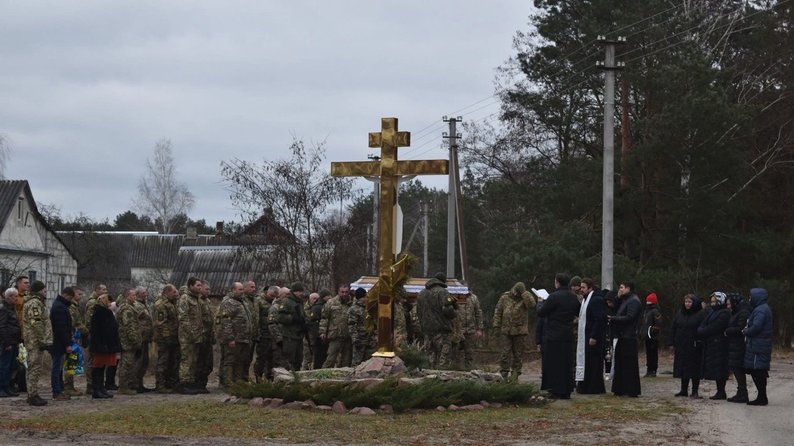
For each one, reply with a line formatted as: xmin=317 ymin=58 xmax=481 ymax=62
xmin=242 ymin=281 xmax=259 ymax=376
xmin=116 ymin=289 xmax=141 ymax=395
xmin=82 ymin=283 xmax=107 ymax=394
xmin=63 ymin=287 xmax=85 ymax=396
xmin=348 ymin=287 xmax=375 ymax=366
xmin=301 ymin=292 xmax=319 ymax=370
xmin=273 ymin=283 xmax=307 ymax=371
xmin=416 ymin=273 xmax=457 ymax=368
xmin=456 ymin=292 xmax=484 ymax=369
xmin=309 ymin=289 xmax=331 ymax=368
xmin=133 ymin=287 xmax=153 ymax=392
xmin=23 ymin=281 xmax=52 ymax=406
xmin=153 ymin=284 xmax=180 ymax=392
xmin=195 ymin=280 xmax=214 ymax=392
xmin=217 ymin=282 xmax=253 ymax=388
xmin=178 ymin=277 xmax=204 ymax=394
xmin=320 ymin=285 xmax=352 ymax=368
xmin=492 ymin=282 xmax=535 ymax=381
xmin=254 ymin=286 xmax=279 ymax=381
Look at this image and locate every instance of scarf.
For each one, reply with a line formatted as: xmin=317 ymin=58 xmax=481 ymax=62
xmin=575 ymin=291 xmax=592 ymax=382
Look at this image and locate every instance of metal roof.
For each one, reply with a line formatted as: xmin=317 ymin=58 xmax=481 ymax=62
xmin=169 ymin=245 xmax=281 ymax=296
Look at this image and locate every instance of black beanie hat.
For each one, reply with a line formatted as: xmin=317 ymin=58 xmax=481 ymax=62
xmin=355 ymin=287 xmax=367 ymax=299
xmin=31 ymin=280 xmax=46 ymax=294
xmin=290 ymin=282 xmax=305 ymax=292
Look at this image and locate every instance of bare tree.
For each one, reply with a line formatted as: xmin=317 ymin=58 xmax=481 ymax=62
xmin=220 ymin=139 xmax=355 ymax=289
xmin=135 ymin=138 xmax=195 ymax=234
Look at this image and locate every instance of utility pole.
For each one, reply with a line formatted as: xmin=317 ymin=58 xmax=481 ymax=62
xmin=421 ymin=201 xmax=429 ymax=277
xmin=597 ymin=36 xmax=625 ymax=291
xmin=443 ymin=116 xmax=461 ymax=279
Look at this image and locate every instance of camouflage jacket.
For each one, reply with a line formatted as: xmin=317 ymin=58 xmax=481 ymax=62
xmin=198 ymin=295 xmax=214 ymax=343
xmin=256 ymin=296 xmax=274 ymax=340
xmin=319 ymin=296 xmax=351 ymax=340
xmin=117 ymin=300 xmax=142 ymax=351
xmin=416 ymin=278 xmax=456 ymax=335
xmin=178 ymin=290 xmax=203 ymax=344
xmin=22 ymin=294 xmax=52 ymax=350
xmin=457 ymin=294 xmax=484 ymax=335
xmin=493 ymin=291 xmax=535 ymax=336
xmin=134 ymin=299 xmax=153 ymax=343
xmin=153 ymin=295 xmax=179 ymax=344
xmin=274 ymin=293 xmax=306 ymax=341
xmin=347 ymin=301 xmax=370 ymax=345
xmin=243 ymin=293 xmax=259 ymax=342
xmin=216 ymin=294 xmax=253 ymax=344
xmin=83 ymin=292 xmax=99 ymax=343
xmin=266 ymin=297 xmax=284 ymax=343
xmin=69 ymin=298 xmax=86 ymax=341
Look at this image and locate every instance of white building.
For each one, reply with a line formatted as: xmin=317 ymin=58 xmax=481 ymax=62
xmin=0 ymin=180 xmax=78 ymax=301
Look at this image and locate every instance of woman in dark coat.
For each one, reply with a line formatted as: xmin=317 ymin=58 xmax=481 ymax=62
xmin=742 ymin=288 xmax=773 ymax=406
xmin=697 ymin=292 xmax=731 ymax=400
xmin=670 ymin=294 xmax=706 ymax=398
xmin=724 ymin=293 xmax=750 ymax=402
xmin=90 ymin=293 xmax=121 ymax=399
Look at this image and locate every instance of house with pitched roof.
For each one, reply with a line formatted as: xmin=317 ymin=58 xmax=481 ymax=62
xmin=0 ymin=180 xmax=78 ymax=301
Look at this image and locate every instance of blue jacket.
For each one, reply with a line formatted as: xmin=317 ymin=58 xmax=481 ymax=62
xmin=743 ymin=288 xmax=773 ymax=371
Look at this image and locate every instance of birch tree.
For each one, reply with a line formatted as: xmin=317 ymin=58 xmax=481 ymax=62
xmin=136 ymin=138 xmax=195 ymax=234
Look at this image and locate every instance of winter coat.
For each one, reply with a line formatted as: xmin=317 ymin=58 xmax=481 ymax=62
xmin=0 ymin=302 xmax=22 ymax=347
xmin=610 ymin=293 xmax=642 ymax=339
xmin=216 ymin=294 xmax=253 ymax=344
xmin=416 ymin=278 xmax=455 ymax=336
xmin=581 ymin=290 xmax=607 ymax=348
xmin=670 ymin=297 xmax=706 ymax=380
xmin=117 ymin=300 xmax=142 ymax=351
xmin=641 ymin=304 xmax=662 ymax=341
xmin=536 ymin=288 xmax=580 ymax=342
xmin=743 ymin=288 xmax=773 ymax=371
xmin=134 ymin=299 xmax=153 ymax=343
xmin=724 ymin=302 xmax=750 ymax=369
xmin=697 ymin=306 xmax=730 ymax=380
xmin=90 ymin=303 xmax=121 ymax=354
xmin=22 ymin=293 xmax=52 ymax=351
xmin=320 ymin=295 xmax=352 ymax=340
xmin=153 ymin=295 xmax=179 ymax=345
xmin=49 ymin=295 xmax=74 ymax=356
xmin=493 ymin=290 xmax=536 ymax=336
xmin=307 ymin=299 xmax=325 ymax=339
xmin=178 ymin=290 xmax=203 ymax=344
xmin=275 ymin=293 xmax=306 ymax=341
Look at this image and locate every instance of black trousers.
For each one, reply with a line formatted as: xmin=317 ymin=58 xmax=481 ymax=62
xmin=645 ymin=338 xmax=658 ymax=373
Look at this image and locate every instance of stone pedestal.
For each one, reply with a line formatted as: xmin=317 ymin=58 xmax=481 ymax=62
xmin=352 ymin=356 xmax=408 ymax=379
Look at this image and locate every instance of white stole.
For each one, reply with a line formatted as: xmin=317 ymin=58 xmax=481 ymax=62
xmin=575 ymin=291 xmax=592 ymax=382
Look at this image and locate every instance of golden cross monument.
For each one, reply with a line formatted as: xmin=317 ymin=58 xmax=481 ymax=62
xmin=331 ymin=117 xmax=449 ymax=355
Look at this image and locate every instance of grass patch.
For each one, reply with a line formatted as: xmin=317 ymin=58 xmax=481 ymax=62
xmin=2 ymin=396 xmax=686 ymax=444
xmin=230 ymin=377 xmax=542 ymax=412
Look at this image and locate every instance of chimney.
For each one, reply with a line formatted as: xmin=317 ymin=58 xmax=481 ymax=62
xmin=215 ymin=221 xmax=224 ymax=237
xmin=186 ymin=226 xmax=197 ymax=240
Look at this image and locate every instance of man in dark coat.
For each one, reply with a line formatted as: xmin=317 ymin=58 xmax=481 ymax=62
xmin=742 ymin=288 xmax=773 ymax=406
xmin=724 ymin=293 xmax=750 ymax=402
xmin=50 ymin=287 xmax=75 ymax=401
xmin=697 ymin=291 xmax=731 ymax=400
xmin=641 ymin=293 xmax=662 ymax=377
xmin=0 ymin=288 xmax=22 ymax=397
xmin=575 ymin=278 xmax=606 ymax=394
xmin=608 ymin=281 xmax=642 ymax=397
xmin=536 ymin=273 xmax=581 ymax=399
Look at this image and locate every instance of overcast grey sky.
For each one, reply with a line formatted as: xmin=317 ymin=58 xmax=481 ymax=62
xmin=1 ymin=1 xmax=533 ymax=225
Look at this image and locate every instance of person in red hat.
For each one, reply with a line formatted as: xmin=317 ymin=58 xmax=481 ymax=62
xmin=641 ymin=293 xmax=662 ymax=377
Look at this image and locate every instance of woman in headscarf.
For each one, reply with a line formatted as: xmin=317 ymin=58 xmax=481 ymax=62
xmin=669 ymin=294 xmax=706 ymax=398
xmin=724 ymin=293 xmax=750 ymax=402
xmin=89 ymin=293 xmax=121 ymax=399
xmin=697 ymin=291 xmax=731 ymax=400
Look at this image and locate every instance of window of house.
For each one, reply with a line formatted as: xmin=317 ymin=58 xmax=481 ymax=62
xmin=59 ymin=275 xmax=66 ymax=293
xmin=0 ymin=269 xmax=10 ymax=287
xmin=28 ymin=270 xmax=37 ymax=282
xmin=17 ymin=197 xmax=23 ymax=220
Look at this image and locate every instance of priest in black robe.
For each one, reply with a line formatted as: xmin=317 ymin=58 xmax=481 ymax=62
xmin=608 ymin=281 xmax=643 ymax=397
xmin=536 ymin=273 xmax=581 ymax=399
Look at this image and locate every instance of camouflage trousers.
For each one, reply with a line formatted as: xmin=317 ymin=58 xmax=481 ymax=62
xmin=281 ymin=338 xmax=303 ymax=371
xmin=25 ymin=348 xmax=46 ymax=397
xmin=118 ymin=349 xmax=139 ymax=390
xmin=322 ymin=338 xmax=352 ymax=368
xmin=134 ymin=342 xmax=150 ymax=389
xmin=499 ymin=334 xmax=527 ymax=376
xmin=179 ymin=342 xmax=199 ymax=385
xmin=196 ymin=341 xmax=213 ymax=387
xmin=156 ymin=342 xmax=180 ymax=389
xmin=220 ymin=342 xmax=251 ymax=387
xmin=83 ymin=347 xmax=93 ymax=390
xmin=458 ymin=333 xmax=478 ymax=369
xmin=351 ymin=337 xmax=376 ymax=367
xmin=302 ymin=337 xmax=315 ymax=370
xmin=424 ymin=333 xmax=453 ymax=368
xmin=253 ymin=337 xmax=275 ymax=381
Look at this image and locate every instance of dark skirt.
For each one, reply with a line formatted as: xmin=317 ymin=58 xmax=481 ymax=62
xmin=542 ymin=339 xmax=575 ymax=397
xmin=611 ymin=338 xmax=641 ymax=397
xmin=577 ymin=345 xmax=606 ymax=394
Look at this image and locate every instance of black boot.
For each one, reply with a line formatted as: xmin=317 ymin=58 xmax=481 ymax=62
xmin=105 ymin=366 xmax=118 ymax=390
xmin=729 ymin=370 xmax=749 ymax=402
xmin=710 ymin=379 xmax=727 ymax=400
xmin=92 ymin=368 xmax=111 ymax=399
xmin=690 ymin=379 xmax=701 ymax=399
xmin=748 ymin=373 xmax=768 ymax=406
xmin=675 ymin=378 xmax=688 ymax=397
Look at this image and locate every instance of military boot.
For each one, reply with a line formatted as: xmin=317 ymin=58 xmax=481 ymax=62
xmin=509 ymin=370 xmax=520 ymax=383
